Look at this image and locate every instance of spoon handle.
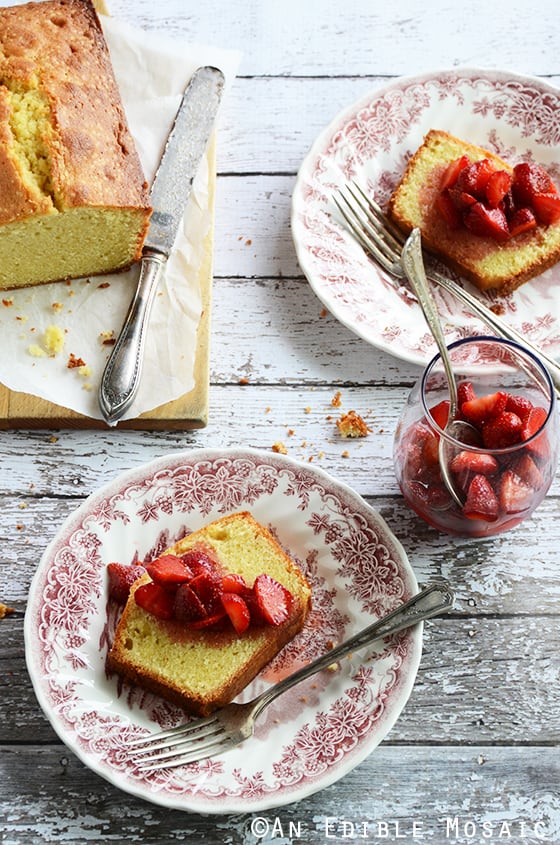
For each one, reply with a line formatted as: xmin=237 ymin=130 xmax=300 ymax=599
xmin=401 ymin=229 xmax=458 ymax=415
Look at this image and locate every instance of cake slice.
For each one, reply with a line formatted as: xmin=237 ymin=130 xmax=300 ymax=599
xmin=388 ymin=129 xmax=560 ymax=294
xmin=107 ymin=512 xmax=312 ymax=716
xmin=0 ymin=0 xmax=151 ymax=290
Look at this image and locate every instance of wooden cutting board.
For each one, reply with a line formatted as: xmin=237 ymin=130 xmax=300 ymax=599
xmin=0 ymin=0 xmax=213 ymax=431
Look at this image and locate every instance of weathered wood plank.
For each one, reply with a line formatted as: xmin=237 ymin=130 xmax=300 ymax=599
xmin=108 ymin=0 xmax=560 ymax=78
xmin=1 ymin=386 xmax=558 ymax=499
xmin=1 ymin=744 xmax=558 ymax=843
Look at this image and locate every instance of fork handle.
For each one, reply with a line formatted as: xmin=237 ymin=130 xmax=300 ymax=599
xmin=430 ymin=269 xmax=560 ymax=398
xmin=250 ymin=582 xmax=454 ymax=718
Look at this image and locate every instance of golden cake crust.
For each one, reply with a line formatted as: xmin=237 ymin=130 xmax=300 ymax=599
xmin=0 ymin=0 xmax=151 ymax=289
xmin=0 ymin=0 xmax=150 ymax=220
xmin=107 ymin=512 xmax=313 ymax=716
xmin=388 ymin=129 xmax=560 ymax=294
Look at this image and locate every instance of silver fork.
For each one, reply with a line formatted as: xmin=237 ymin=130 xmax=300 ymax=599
xmin=128 ymin=581 xmax=454 ymax=770
xmin=333 ymin=181 xmax=560 ymax=398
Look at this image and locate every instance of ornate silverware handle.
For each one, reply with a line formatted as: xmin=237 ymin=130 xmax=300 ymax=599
xmin=251 ymin=581 xmax=455 ymax=718
xmin=98 ymin=250 xmax=166 ymax=424
xmin=431 ymin=268 xmax=560 ymax=398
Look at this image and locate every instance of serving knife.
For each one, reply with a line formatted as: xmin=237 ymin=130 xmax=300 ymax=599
xmin=98 ymin=65 xmax=225 ymax=425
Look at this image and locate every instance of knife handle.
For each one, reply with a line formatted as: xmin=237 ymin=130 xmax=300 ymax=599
xmin=98 ymin=250 xmax=166 ymax=424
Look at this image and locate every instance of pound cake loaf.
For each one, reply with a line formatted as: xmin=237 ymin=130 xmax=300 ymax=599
xmin=388 ymin=129 xmax=560 ymax=294
xmin=0 ymin=0 xmax=151 ymax=290
xmin=107 ymin=512 xmax=312 ymax=716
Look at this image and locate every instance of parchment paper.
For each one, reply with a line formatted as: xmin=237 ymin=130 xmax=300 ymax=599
xmin=0 ymin=15 xmax=240 ymax=421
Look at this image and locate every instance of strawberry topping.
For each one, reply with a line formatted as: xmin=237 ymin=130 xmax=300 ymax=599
xmin=108 ymin=545 xmax=296 ymax=635
xmin=134 ymin=581 xmax=175 ymax=619
xmin=253 ymin=573 xmax=293 ymax=625
xmin=107 ymin=562 xmax=147 ymax=604
xmin=436 ymin=155 xmax=560 ymax=241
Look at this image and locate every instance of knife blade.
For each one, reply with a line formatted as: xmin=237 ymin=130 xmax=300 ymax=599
xmin=98 ymin=65 xmax=225 ymax=425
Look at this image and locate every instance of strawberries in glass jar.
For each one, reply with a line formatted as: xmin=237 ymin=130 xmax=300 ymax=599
xmin=436 ymin=155 xmax=560 ymax=241
xmin=395 ymin=380 xmax=553 ymax=535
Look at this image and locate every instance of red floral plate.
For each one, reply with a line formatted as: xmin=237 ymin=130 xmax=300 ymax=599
xmin=291 ymin=68 xmax=560 ymax=365
xmin=25 ymin=448 xmax=421 ymax=813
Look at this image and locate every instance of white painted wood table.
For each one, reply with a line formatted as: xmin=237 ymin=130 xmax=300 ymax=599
xmin=1 ymin=0 xmax=559 ymax=842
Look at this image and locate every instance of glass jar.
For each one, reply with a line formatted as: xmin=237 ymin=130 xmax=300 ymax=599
xmin=393 ymin=336 xmax=558 ymax=537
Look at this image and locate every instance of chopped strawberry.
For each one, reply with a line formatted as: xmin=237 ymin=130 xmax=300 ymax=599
xmin=497 ymin=469 xmax=534 ymax=514
xmin=440 ymin=155 xmax=470 ymax=190
xmin=146 ymin=554 xmax=193 ymax=587
xmin=189 ymin=568 xmax=223 ymax=613
xmin=505 ymin=393 xmax=533 ymax=420
xmin=428 ymin=399 xmax=450 ymax=430
xmin=408 ymin=480 xmax=454 ymax=511
xmin=456 ymin=158 xmax=496 ymax=199
xmin=221 ymin=572 xmax=248 ymax=594
xmin=253 ymin=574 xmax=293 ymax=626
xmin=461 ymin=391 xmax=508 ymax=425
xmin=134 ymin=581 xmax=175 ymax=619
xmin=421 ymin=432 xmax=441 ymax=468
xmin=221 ymin=592 xmax=251 ymax=634
xmin=462 ymin=474 xmax=499 ymax=522
xmin=508 ymin=207 xmax=537 ymax=237
xmin=180 ymin=549 xmax=217 ymax=575
xmin=173 ymin=582 xmax=208 ymax=622
xmin=481 ymin=411 xmax=523 ymax=449
xmin=457 ymin=381 xmax=476 ymax=407
xmin=450 ymin=450 xmax=498 ymax=476
xmin=463 ymin=202 xmax=510 ymax=242
xmin=532 ymin=191 xmax=560 ymax=225
xmin=186 ymin=608 xmax=228 ymax=629
xmin=512 ymin=162 xmax=554 ymax=205
xmin=510 ymin=453 xmax=543 ymax=489
xmin=435 ymin=191 xmax=461 ymax=228
xmin=485 ymin=169 xmax=512 ymax=208
xmin=107 ymin=562 xmax=147 ymax=604
xmin=521 ymin=406 xmax=549 ymax=458
xmin=447 ymin=186 xmax=477 ymax=210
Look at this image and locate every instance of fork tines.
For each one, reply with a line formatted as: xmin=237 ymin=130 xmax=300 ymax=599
xmin=333 ymin=181 xmax=405 ymax=275
xmin=130 ymin=715 xmax=229 ymax=771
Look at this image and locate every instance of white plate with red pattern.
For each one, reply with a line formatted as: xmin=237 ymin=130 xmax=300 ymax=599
xmin=25 ymin=448 xmax=422 ymax=813
xmin=291 ymin=67 xmax=560 ymax=366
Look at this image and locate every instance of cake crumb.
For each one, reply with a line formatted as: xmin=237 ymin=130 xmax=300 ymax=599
xmin=51 ymin=302 xmax=63 ymax=311
xmin=341 ymin=449 xmax=350 ymax=458
xmin=43 ymin=324 xmax=65 ymax=355
xmin=2 ymin=298 xmax=13 ymax=307
xmin=99 ymin=330 xmax=116 ymax=346
xmin=331 ymin=390 xmax=342 ymax=407
xmin=272 ymin=441 xmax=288 ymax=455
xmin=0 ymin=602 xmax=14 ymax=619
xmin=27 ymin=344 xmax=47 ymax=358
xmin=67 ymin=353 xmax=86 ymax=369
xmin=336 ymin=410 xmax=371 ymax=438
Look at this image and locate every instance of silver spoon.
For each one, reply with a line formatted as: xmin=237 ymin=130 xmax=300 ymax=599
xmin=401 ymin=229 xmax=480 ymax=506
